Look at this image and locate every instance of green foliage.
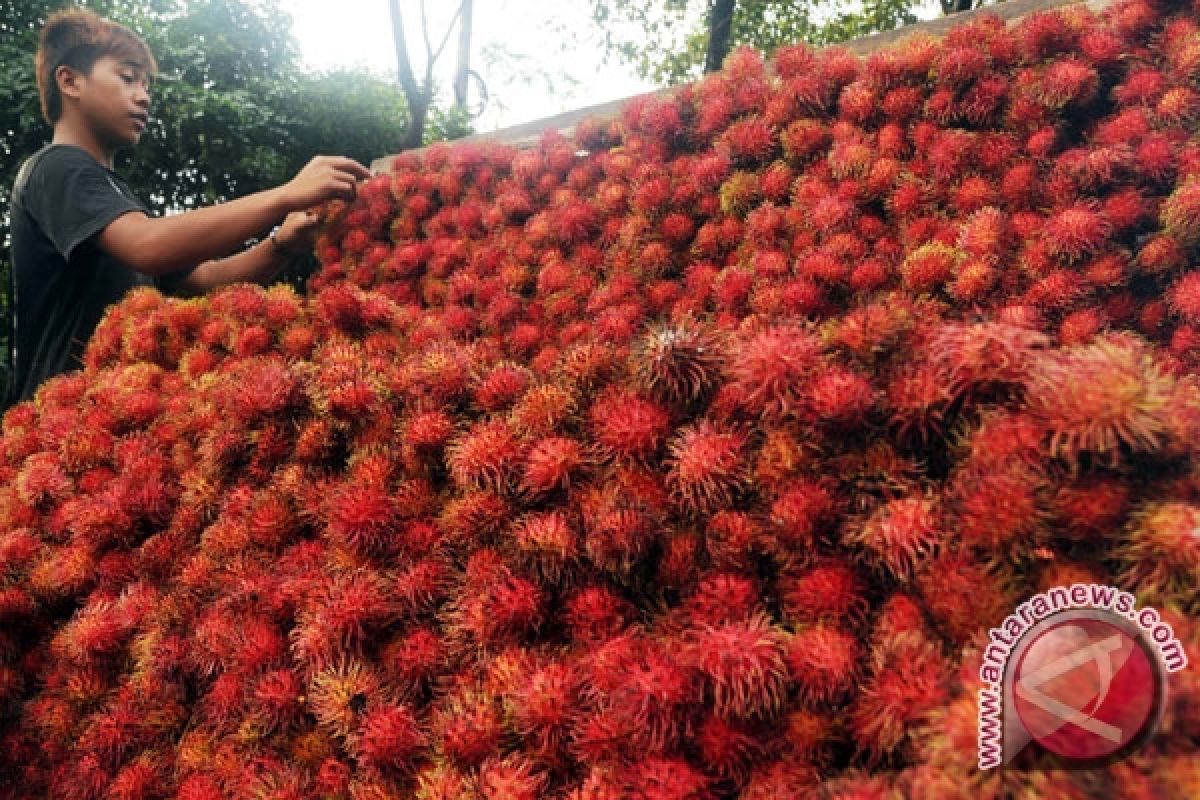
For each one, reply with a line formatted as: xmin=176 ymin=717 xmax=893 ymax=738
xmin=588 ymin=0 xmax=997 ymax=85
xmin=1 ymin=0 xmax=460 ymax=395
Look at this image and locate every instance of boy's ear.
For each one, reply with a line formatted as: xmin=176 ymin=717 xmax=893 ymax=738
xmin=55 ymin=64 xmax=85 ymax=104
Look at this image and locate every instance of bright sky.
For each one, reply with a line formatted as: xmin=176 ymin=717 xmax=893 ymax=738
xmin=279 ymin=0 xmax=660 ymax=134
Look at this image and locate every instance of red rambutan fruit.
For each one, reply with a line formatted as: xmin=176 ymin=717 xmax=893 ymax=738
xmin=665 ymin=422 xmax=748 ymax=516
xmin=446 ymin=419 xmax=523 ymax=492
xmin=780 ymin=560 xmax=869 ymax=627
xmin=846 ymin=494 xmax=942 ymax=581
xmin=848 ymin=641 xmax=951 ymax=765
xmin=351 ymin=703 xmax=425 ymax=773
xmin=768 ymin=478 xmax=837 ymax=552
xmin=687 ymin=614 xmax=789 ymax=720
xmin=1044 ymin=204 xmax=1111 ymax=262
xmin=729 ymin=325 xmax=822 ymax=420
xmin=1169 ymin=272 xmax=1200 ymax=324
xmin=588 ymin=387 xmax=671 ymax=462
xmin=899 ymin=242 xmax=960 ymax=293
xmin=324 ymin=483 xmax=397 ymax=554
xmin=786 ymin=624 xmax=861 ymax=705
xmin=563 ymin=586 xmax=634 ymax=644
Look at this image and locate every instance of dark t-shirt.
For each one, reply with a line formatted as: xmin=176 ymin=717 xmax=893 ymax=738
xmin=7 ymin=144 xmax=165 ymax=406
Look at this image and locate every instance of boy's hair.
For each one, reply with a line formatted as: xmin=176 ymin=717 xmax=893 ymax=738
xmin=35 ymin=8 xmax=157 ymax=125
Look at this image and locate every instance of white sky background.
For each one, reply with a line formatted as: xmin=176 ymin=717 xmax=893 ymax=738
xmin=279 ymin=1 xmax=948 ymax=134
xmin=279 ymin=0 xmax=661 ymax=133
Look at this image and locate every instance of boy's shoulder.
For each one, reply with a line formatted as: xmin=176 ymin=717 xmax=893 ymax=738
xmin=18 ymin=144 xmax=112 ymax=189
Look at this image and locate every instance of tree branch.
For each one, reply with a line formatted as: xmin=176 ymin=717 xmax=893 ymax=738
xmin=704 ymin=0 xmax=737 ymax=74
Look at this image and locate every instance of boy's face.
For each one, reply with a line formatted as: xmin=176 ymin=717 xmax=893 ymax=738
xmin=68 ymin=54 xmax=152 ymax=149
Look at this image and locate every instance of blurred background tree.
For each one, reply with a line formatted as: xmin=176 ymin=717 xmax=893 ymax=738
xmin=588 ymin=0 xmax=1004 ymax=85
xmin=1 ymin=0 xmax=467 ymax=396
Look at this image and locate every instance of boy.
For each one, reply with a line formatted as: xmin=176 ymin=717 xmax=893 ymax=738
xmin=6 ymin=8 xmax=371 ymax=406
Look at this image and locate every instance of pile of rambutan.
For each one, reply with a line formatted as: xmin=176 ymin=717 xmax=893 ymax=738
xmin=2 ymin=0 xmax=1199 ymax=797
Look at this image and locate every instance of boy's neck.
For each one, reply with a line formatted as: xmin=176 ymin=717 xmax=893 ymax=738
xmin=51 ymin=117 xmax=117 ymax=170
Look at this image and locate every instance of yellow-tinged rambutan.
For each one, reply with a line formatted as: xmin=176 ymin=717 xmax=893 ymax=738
xmin=1025 ymin=333 xmax=1176 ymax=467
xmin=848 ymin=640 xmax=951 ymax=766
xmin=446 ymin=419 xmax=523 ymax=492
xmin=1114 ymin=501 xmax=1199 ymax=613
xmin=308 ymin=660 xmax=385 ymax=741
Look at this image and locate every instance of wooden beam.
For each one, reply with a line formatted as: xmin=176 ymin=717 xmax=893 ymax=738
xmin=371 ymin=0 xmax=1111 ymax=173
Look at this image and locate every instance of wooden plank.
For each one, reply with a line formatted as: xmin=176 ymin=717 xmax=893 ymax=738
xmin=371 ymin=0 xmax=1111 ymax=173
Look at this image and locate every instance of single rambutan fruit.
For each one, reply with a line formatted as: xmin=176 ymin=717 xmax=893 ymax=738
xmin=563 ymin=586 xmax=633 ymax=644
xmin=588 ymin=387 xmax=670 ymax=463
xmin=719 ymin=171 xmax=761 ymax=217
xmin=1043 ymin=204 xmax=1111 ymax=262
xmin=308 ymin=659 xmax=384 ymax=740
xmin=1114 ymin=501 xmax=1200 ymax=612
xmin=665 ymin=422 xmax=749 ymax=516
xmin=631 ymin=320 xmax=725 ymax=410
xmin=1169 ymin=272 xmax=1200 ymax=324
xmin=351 ymin=703 xmax=425 ymax=773
xmin=719 ymin=116 xmax=777 ymax=164
xmin=435 ymin=689 xmax=504 ymax=769
xmin=729 ymin=325 xmax=822 ymax=420
xmin=1025 ymin=333 xmax=1176 ymax=467
xmin=849 ymin=641 xmax=951 ymax=765
xmin=846 ymin=494 xmax=942 ymax=581
xmin=324 ymin=483 xmax=397 ymax=554
xmin=446 ymin=419 xmax=523 ymax=492
xmin=1162 ymin=178 xmax=1200 ymax=245
xmin=806 ymin=366 xmax=875 ymax=425
xmin=473 ymin=362 xmax=532 ymax=412
xmin=767 ymin=478 xmax=837 ymax=552
xmin=686 ymin=614 xmax=789 ymax=720
xmin=899 ymin=242 xmax=960 ymax=293
xmin=779 ymin=560 xmax=869 ymax=626
xmin=786 ymin=624 xmax=861 ymax=705
xmin=1058 ymin=307 xmax=1107 ymax=346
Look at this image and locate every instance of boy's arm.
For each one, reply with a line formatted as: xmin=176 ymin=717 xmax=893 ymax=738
xmin=169 ymin=210 xmax=319 ymax=297
xmin=97 ymin=156 xmax=367 ymax=277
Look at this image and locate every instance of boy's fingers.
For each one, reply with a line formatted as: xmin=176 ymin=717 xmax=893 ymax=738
xmin=330 ymin=156 xmax=371 ymax=180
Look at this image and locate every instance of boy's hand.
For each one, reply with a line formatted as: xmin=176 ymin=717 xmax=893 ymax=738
xmin=281 ymin=156 xmax=371 ymax=210
xmin=272 ymin=209 xmax=321 ymax=257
